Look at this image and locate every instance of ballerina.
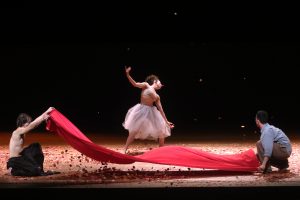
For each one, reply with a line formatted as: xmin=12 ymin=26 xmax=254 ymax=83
xmin=123 ymin=66 xmax=174 ymax=154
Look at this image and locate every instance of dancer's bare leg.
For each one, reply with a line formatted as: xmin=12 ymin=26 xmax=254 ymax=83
xmin=124 ymin=132 xmax=136 ymax=154
xmin=158 ymin=137 xmax=165 ymax=147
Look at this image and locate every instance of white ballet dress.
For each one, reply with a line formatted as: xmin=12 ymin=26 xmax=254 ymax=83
xmin=123 ymin=103 xmax=171 ymax=140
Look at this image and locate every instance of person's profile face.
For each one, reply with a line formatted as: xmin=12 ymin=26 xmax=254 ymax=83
xmin=155 ymin=80 xmax=163 ymax=90
xmin=255 ymin=117 xmax=260 ymax=127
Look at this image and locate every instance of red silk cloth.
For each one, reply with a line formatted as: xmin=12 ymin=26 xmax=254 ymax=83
xmin=46 ymin=110 xmax=260 ymax=171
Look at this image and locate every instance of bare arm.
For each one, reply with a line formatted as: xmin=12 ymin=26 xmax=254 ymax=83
xmin=21 ymin=107 xmax=55 ymax=134
xmin=155 ymin=96 xmax=174 ymax=128
xmin=125 ymin=66 xmax=147 ymax=89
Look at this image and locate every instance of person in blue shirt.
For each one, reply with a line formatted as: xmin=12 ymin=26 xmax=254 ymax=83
xmin=255 ymin=110 xmax=292 ymax=173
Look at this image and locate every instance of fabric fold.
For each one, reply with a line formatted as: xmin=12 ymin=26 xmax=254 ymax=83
xmin=46 ymin=110 xmax=260 ymax=171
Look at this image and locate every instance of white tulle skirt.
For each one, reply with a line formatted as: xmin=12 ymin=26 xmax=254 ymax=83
xmin=123 ymin=104 xmax=171 ymax=140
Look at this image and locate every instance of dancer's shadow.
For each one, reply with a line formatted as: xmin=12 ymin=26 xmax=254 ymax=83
xmin=126 ymin=150 xmax=146 ymax=156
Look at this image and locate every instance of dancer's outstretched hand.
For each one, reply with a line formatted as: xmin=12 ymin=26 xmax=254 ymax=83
xmin=125 ymin=66 xmax=131 ymax=74
xmin=168 ymin=121 xmax=175 ymax=129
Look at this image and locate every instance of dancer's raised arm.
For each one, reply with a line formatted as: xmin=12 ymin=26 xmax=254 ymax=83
xmin=125 ymin=66 xmax=147 ymax=89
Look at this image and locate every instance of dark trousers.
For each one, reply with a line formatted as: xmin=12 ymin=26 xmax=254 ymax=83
xmin=256 ymin=140 xmax=290 ymax=169
xmin=7 ymin=143 xmax=45 ymax=176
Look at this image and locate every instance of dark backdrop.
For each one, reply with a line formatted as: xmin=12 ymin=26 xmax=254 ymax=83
xmin=1 ymin=3 xmax=300 ymax=135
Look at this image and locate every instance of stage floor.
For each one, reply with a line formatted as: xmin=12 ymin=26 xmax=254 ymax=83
xmin=0 ymin=131 xmax=300 ymax=188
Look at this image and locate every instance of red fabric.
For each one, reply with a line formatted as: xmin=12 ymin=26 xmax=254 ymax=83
xmin=46 ymin=110 xmax=260 ymax=171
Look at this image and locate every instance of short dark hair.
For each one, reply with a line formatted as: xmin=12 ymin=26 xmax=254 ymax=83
xmin=145 ymin=74 xmax=159 ymax=85
xmin=256 ymin=110 xmax=268 ymax=124
xmin=16 ymin=113 xmax=32 ymax=127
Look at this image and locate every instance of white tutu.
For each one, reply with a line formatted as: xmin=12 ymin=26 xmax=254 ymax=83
xmin=123 ymin=104 xmax=171 ymax=140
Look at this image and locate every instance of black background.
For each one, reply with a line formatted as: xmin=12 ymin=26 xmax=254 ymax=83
xmin=1 ymin=2 xmax=300 ymax=135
